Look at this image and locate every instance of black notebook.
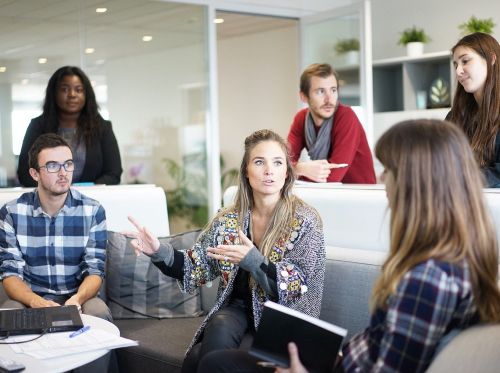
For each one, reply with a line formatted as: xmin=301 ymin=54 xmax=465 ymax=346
xmin=0 ymin=305 xmax=83 ymax=336
xmin=250 ymin=301 xmax=347 ymax=373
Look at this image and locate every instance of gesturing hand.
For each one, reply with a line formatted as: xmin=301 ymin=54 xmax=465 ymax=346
xmin=120 ymin=215 xmax=160 ymax=257
xmin=207 ymin=230 xmax=254 ymax=265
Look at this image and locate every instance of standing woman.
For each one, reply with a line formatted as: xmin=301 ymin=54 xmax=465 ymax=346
xmin=17 ymin=66 xmax=122 ymax=186
xmin=121 ymin=129 xmax=325 ymax=373
xmin=448 ymin=32 xmax=500 ymax=187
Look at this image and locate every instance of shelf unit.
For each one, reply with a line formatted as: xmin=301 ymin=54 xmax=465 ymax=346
xmin=335 ymin=64 xmax=361 ymax=107
xmin=372 ymin=51 xmax=455 ymax=113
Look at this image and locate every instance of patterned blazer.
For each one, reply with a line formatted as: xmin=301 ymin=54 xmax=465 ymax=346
xmin=178 ymin=202 xmax=326 ymax=354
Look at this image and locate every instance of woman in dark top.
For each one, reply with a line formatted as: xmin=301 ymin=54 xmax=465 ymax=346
xmin=121 ymin=129 xmax=325 ymax=373
xmin=447 ymin=32 xmax=500 ymax=187
xmin=17 ymin=66 xmax=122 ymax=186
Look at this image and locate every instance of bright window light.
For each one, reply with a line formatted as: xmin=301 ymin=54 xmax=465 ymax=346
xmin=12 ymin=110 xmax=42 ymax=155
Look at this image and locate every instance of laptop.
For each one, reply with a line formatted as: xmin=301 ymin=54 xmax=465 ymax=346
xmin=0 ymin=305 xmax=83 ymax=336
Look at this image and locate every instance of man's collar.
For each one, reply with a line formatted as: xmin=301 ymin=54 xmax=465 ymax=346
xmin=33 ymin=188 xmax=73 ymax=217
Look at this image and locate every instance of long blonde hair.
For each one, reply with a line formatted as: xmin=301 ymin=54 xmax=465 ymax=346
xmin=373 ymin=119 xmax=500 ymax=322
xmin=207 ymin=129 xmax=313 ymax=258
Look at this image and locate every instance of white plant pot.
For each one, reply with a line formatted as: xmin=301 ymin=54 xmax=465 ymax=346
xmin=344 ymin=50 xmax=360 ymax=65
xmin=406 ymin=42 xmax=424 ymax=57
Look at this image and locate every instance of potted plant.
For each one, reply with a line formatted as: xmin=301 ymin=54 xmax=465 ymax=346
xmin=334 ymin=38 xmax=360 ymax=65
xmin=458 ymin=16 xmax=496 ymax=35
xmin=397 ymin=26 xmax=432 ymax=57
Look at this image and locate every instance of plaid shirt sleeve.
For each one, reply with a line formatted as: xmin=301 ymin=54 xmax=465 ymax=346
xmin=342 ymin=260 xmax=468 ymax=373
xmin=0 ymin=205 xmax=25 ymax=279
xmin=78 ymin=204 xmax=107 ymax=280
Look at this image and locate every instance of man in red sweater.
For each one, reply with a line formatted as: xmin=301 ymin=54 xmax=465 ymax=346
xmin=287 ymin=63 xmax=376 ymax=183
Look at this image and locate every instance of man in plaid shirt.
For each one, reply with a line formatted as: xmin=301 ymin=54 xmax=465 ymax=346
xmin=0 ymin=133 xmax=111 ymax=322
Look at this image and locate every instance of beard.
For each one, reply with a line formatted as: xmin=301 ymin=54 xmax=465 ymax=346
xmin=39 ymin=177 xmax=71 ymax=197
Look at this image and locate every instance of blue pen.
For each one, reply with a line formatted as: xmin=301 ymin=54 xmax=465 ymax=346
xmin=69 ymin=325 xmax=90 ymax=338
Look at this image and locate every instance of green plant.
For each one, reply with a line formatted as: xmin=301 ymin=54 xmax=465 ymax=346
xmin=397 ymin=26 xmax=432 ymax=45
xmin=163 ymin=153 xmax=238 ymax=229
xmin=458 ymin=16 xmax=496 ymax=35
xmin=334 ymin=38 xmax=360 ymax=55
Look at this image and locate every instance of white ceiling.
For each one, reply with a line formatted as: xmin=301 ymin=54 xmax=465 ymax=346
xmin=0 ymin=0 xmax=307 ymax=87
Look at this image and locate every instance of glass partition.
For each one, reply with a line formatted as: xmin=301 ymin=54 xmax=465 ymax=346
xmin=0 ymin=0 xmax=210 ymax=232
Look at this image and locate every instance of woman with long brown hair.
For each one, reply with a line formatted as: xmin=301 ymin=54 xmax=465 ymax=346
xmin=448 ymin=32 xmax=500 ymax=187
xmin=339 ymin=119 xmax=500 ymax=371
xmin=121 ymin=129 xmax=325 ymax=373
xmin=225 ymin=119 xmax=500 ymax=373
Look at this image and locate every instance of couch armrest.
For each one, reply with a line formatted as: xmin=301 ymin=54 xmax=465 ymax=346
xmin=426 ymin=323 xmax=500 ymax=373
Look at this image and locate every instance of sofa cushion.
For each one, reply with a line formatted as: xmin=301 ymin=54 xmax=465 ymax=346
xmin=114 ymin=317 xmax=205 ymax=373
xmin=106 ymin=230 xmax=204 ymax=319
xmin=320 ymin=247 xmax=386 ymax=342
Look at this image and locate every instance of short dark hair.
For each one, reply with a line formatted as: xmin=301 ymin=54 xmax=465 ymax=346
xmin=300 ymin=63 xmax=339 ymax=98
xmin=28 ymin=133 xmax=72 ymax=170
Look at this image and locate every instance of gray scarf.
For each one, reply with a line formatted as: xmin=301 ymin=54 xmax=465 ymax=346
xmin=305 ymin=105 xmax=337 ymax=160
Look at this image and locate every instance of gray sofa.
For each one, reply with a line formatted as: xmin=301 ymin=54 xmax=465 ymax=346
xmin=110 ymin=246 xmax=384 ymax=373
xmin=1 ymin=245 xmax=500 ymax=372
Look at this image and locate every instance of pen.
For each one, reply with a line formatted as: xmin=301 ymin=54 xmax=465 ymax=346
xmin=69 ymin=325 xmax=90 ymax=338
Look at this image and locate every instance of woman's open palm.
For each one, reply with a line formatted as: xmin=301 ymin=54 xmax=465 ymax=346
xmin=120 ymin=215 xmax=160 ymax=256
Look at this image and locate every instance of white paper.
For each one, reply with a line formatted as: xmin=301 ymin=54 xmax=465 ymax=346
xmin=7 ymin=329 xmax=138 ymax=360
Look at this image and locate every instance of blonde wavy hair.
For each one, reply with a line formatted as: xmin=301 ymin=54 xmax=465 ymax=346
xmin=207 ymin=129 xmax=317 ymax=259
xmin=373 ymin=119 xmax=500 ymax=322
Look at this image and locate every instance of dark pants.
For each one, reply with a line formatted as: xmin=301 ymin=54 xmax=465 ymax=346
xmin=182 ymin=305 xmax=254 ymax=373
xmin=198 ymin=349 xmax=345 ymax=373
xmin=198 ymin=350 xmax=273 ymax=373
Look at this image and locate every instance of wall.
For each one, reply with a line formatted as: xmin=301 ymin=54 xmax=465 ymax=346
xmin=371 ymin=0 xmax=500 ymax=60
xmin=105 ymin=43 xmax=207 ymax=190
xmin=217 ymin=24 xmax=299 ymax=172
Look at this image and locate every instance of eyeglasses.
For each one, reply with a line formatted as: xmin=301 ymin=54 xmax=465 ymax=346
xmin=37 ymin=162 xmax=75 ymax=173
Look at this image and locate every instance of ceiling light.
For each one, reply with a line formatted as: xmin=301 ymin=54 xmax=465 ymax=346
xmin=91 ymin=81 xmax=97 ymax=86
xmin=142 ymin=36 xmax=153 ymax=42
xmin=38 ymin=58 xmax=47 ymax=64
xmin=0 ymin=67 xmax=6 ymax=73
xmin=85 ymin=48 xmax=95 ymax=54
xmin=21 ymin=79 xmax=28 ymax=84
xmin=213 ymin=18 xmax=224 ymax=24
xmin=95 ymin=59 xmax=105 ymax=65
xmin=96 ymin=8 xmax=107 ymax=13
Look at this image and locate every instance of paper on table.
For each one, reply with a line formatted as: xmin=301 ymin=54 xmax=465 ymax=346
xmin=8 ymin=329 xmax=138 ymax=360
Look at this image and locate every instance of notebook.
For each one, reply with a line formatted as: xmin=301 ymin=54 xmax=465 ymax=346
xmin=0 ymin=305 xmax=84 ymax=336
xmin=249 ymin=301 xmax=347 ymax=373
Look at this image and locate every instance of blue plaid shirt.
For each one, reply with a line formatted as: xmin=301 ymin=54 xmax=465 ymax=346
xmin=342 ymin=258 xmax=478 ymax=373
xmin=0 ymin=188 xmax=107 ymax=299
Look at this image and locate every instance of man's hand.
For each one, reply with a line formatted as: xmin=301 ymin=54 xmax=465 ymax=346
xmin=3 ymin=276 xmax=59 ymax=308
xmin=296 ymin=160 xmax=343 ymax=183
xmin=275 ymin=342 xmax=308 ymax=373
xmin=65 ymin=295 xmax=82 ymax=313
xmin=30 ymin=298 xmax=60 ymax=308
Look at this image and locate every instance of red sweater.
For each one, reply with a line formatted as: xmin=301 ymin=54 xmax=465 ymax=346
xmin=287 ymin=104 xmax=376 ymax=184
